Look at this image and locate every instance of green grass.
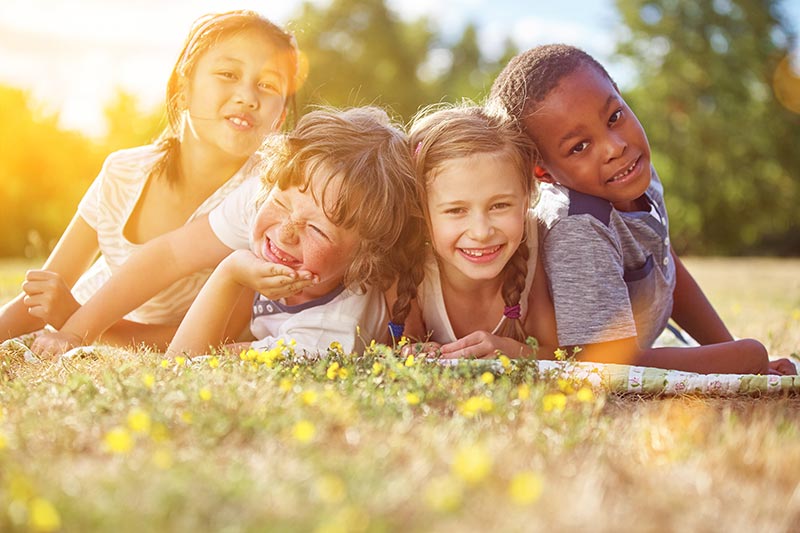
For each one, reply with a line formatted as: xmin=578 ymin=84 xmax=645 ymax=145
xmin=1 ymin=257 xmax=799 ymax=531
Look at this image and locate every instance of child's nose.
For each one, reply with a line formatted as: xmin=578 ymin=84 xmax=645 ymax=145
xmin=605 ymin=132 xmax=627 ymax=160
xmin=279 ymin=219 xmax=302 ymax=244
xmin=468 ymin=213 xmax=493 ymax=241
xmin=234 ymin=81 xmax=260 ymax=109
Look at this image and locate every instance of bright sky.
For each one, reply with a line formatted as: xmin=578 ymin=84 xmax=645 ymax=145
xmin=1 ymin=0 xmax=798 ymax=137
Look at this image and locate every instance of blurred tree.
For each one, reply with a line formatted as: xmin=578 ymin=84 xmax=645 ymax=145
xmin=292 ymin=0 xmax=433 ymax=119
xmin=101 ymin=89 xmax=164 ymax=154
xmin=291 ymin=0 xmax=518 ymax=121
xmin=0 ymin=86 xmax=102 ymax=258
xmin=615 ymin=0 xmax=800 ymax=255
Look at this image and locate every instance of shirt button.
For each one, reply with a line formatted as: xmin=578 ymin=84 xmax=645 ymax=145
xmin=266 ymin=304 xmax=274 ymax=313
xmin=664 ymin=237 xmax=670 ymax=246
xmin=663 ymin=257 xmax=670 ymax=266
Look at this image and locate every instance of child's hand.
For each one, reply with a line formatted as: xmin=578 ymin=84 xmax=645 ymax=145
xmin=439 ymin=331 xmax=527 ymax=359
xmin=21 ymin=270 xmax=80 ymax=329
xmin=31 ymin=330 xmax=84 ymax=359
xmin=223 ymin=249 xmax=317 ymax=300
xmin=767 ymin=358 xmax=798 ymax=375
xmin=400 ymin=341 xmax=441 ymax=358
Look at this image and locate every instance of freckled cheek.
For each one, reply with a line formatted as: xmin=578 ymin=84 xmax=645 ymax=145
xmin=300 ymin=243 xmax=347 ymax=279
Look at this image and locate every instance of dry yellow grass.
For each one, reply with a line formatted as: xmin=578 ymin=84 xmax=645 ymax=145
xmin=0 ymin=257 xmax=799 ymax=531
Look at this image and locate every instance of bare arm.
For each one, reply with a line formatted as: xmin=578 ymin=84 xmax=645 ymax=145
xmin=33 ymin=216 xmax=232 ymax=351
xmin=670 ymin=250 xmax=734 ymax=345
xmin=167 ymin=251 xmax=260 ymax=357
xmin=0 ymin=214 xmax=98 ymax=339
xmin=572 ymin=336 xmax=769 ymax=374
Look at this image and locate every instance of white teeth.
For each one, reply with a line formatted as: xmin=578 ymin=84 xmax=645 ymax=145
xmin=610 ymin=160 xmax=637 ymax=182
xmin=461 ymin=246 xmax=500 ymax=257
xmin=229 ymin=117 xmax=251 ymax=127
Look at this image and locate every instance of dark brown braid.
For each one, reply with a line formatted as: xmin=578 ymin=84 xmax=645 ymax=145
xmin=496 ymin=230 xmax=530 ymax=342
xmin=489 ymin=43 xmax=614 ymax=128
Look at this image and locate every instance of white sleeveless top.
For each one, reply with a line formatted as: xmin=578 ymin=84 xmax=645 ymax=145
xmin=72 ymin=144 xmax=255 ymax=325
xmin=417 ymin=214 xmax=539 ymax=343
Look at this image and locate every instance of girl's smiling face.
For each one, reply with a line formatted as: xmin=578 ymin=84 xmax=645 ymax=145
xmin=251 ymin=171 xmax=359 ymax=302
xmin=524 ymin=65 xmax=652 ymax=212
xmin=182 ymin=29 xmax=291 ymax=162
xmin=427 ymin=151 xmax=528 ymax=287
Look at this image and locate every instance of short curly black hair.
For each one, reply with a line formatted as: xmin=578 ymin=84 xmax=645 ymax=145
xmin=489 ymin=44 xmax=615 ymax=126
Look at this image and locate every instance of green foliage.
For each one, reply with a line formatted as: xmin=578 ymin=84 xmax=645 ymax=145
xmin=615 ymin=0 xmax=800 ymax=254
xmin=291 ymin=0 xmax=514 ymax=120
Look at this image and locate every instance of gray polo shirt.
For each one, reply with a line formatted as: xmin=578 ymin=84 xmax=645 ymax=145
xmin=534 ymin=167 xmax=675 ymax=348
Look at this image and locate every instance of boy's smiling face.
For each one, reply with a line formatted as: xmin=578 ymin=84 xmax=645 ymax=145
xmin=523 ymin=65 xmax=652 ymax=212
xmin=251 ymin=170 xmax=359 ymax=302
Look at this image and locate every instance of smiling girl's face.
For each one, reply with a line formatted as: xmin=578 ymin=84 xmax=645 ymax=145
xmin=426 ymin=150 xmax=527 ymax=287
xmin=251 ymin=170 xmax=359 ymax=301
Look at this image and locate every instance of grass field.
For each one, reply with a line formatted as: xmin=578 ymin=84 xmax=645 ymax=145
xmin=0 ymin=257 xmax=799 ymax=532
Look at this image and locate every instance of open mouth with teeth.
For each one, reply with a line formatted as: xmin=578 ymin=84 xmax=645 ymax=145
xmin=458 ymin=244 xmax=504 ymax=262
xmin=263 ymin=238 xmax=301 ymax=267
xmin=227 ymin=115 xmax=253 ymax=129
xmin=606 ymin=156 xmax=640 ymax=184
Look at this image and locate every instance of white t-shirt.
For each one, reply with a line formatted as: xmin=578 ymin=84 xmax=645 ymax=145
xmin=73 ymin=144 xmax=254 ymax=325
xmin=417 ymin=213 xmax=539 ymax=344
xmin=209 ymin=176 xmax=389 ymax=353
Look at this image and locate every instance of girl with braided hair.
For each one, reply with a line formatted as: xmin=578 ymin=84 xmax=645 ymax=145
xmin=388 ymin=104 xmax=557 ymax=359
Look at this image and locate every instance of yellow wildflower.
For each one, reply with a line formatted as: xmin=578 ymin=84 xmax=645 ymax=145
xmin=174 ymin=356 xmax=186 ymax=367
xmin=792 ymin=308 xmax=800 ymax=321
xmin=405 ymin=392 xmax=421 ymax=405
xmin=326 ymin=362 xmax=341 ymax=380
xmin=508 ymin=472 xmax=543 ymax=505
xmin=160 ymin=359 xmax=170 ymax=369
xmin=104 ymin=426 xmax=133 ymax=454
xmin=315 ymin=474 xmax=346 ymax=504
xmin=404 ymin=354 xmax=415 ymax=367
xmin=576 ymin=386 xmax=595 ymax=403
xmin=480 ymin=371 xmax=495 ymax=385
xmin=301 ymin=390 xmax=318 ymax=406
xmin=553 ymin=348 xmax=567 ymax=361
xmin=28 ymin=498 xmax=61 ymax=532
xmin=329 ymin=341 xmax=343 ymax=353
xmin=141 ymin=373 xmax=155 ymax=389
xmin=517 ymin=383 xmax=531 ymax=400
xmin=199 ymin=388 xmax=212 ymax=401
xmin=542 ymin=392 xmax=567 ymax=412
xmin=208 ymin=356 xmax=220 ymax=369
xmin=458 ymin=395 xmax=494 ymax=418
xmin=424 ymin=475 xmax=463 ymax=512
xmin=150 ymin=423 xmax=170 ymax=443
xmin=557 ymin=378 xmax=575 ymax=394
xmin=498 ymin=354 xmax=511 ymax=369
xmin=452 ymin=443 xmax=492 ymax=485
xmin=180 ymin=411 xmax=193 ymax=424
xmin=279 ymin=378 xmax=293 ymax=392
xmin=398 ymin=336 xmax=409 ymax=347
xmin=292 ymin=420 xmax=316 ymax=443
xmin=372 ymin=362 xmax=384 ymax=375
xmin=127 ymin=408 xmax=151 ymax=434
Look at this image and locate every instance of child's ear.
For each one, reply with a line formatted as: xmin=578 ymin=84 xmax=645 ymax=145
xmin=533 ymin=165 xmax=556 ymax=184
